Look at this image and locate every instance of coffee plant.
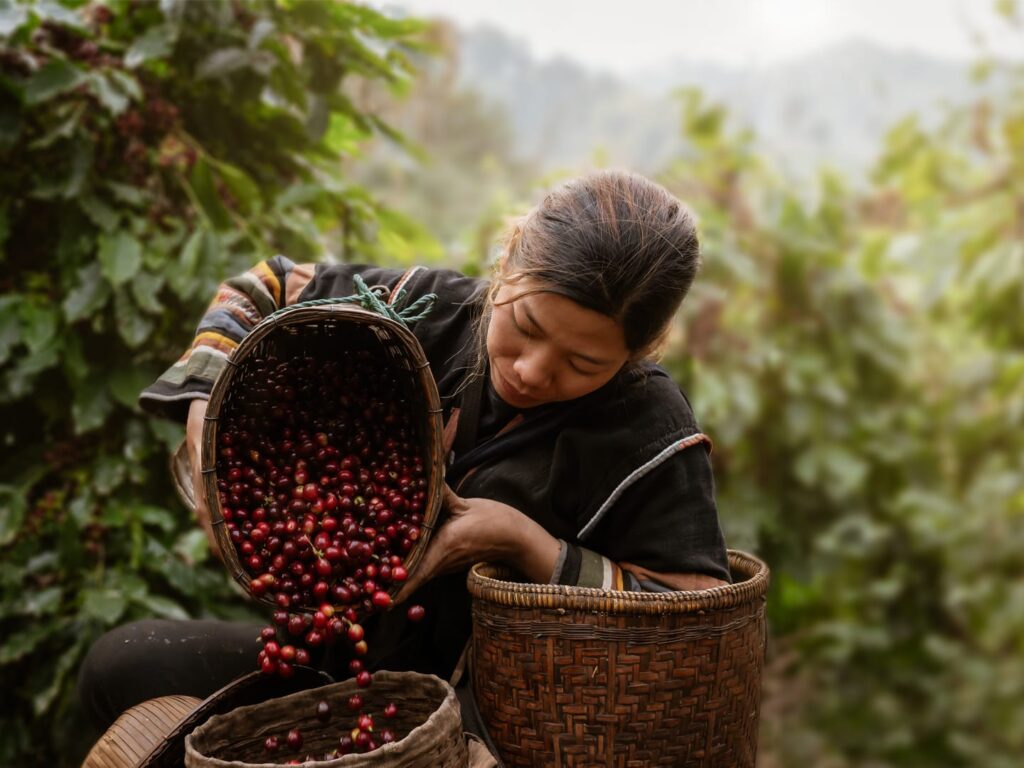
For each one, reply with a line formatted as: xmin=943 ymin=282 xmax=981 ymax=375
xmin=662 ymin=38 xmax=1024 ymax=765
xmin=0 ymin=0 xmax=430 ymax=764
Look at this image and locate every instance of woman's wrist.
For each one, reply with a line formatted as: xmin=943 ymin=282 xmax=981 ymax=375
xmin=500 ymin=507 xmax=561 ymax=584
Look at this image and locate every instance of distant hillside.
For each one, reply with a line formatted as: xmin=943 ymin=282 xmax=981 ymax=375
xmin=455 ymin=27 xmax=999 ymax=178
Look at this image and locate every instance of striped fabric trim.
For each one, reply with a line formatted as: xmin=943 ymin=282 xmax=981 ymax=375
xmin=390 ymin=265 xmax=427 ymax=304
xmin=576 ymin=432 xmax=712 ymax=541
xmin=253 ymin=260 xmax=283 ymax=306
xmin=192 ymin=331 xmax=239 ymax=353
xmin=575 ymin=548 xmax=626 ymax=590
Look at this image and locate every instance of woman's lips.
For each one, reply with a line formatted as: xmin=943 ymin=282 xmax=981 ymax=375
xmin=495 ymin=365 xmax=537 ymax=405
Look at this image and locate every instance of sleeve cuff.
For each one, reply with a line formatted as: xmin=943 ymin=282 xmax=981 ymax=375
xmin=551 ymin=543 xmax=643 ymax=591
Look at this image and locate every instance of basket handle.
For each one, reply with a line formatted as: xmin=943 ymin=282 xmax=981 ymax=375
xmin=267 ymin=273 xmax=437 ymax=328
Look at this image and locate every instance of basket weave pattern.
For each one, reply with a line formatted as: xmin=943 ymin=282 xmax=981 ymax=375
xmin=468 ymin=550 xmax=769 ymax=767
xmin=83 ymin=696 xmax=201 ymax=768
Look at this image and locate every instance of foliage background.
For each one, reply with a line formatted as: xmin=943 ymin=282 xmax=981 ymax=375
xmin=1 ymin=0 xmax=1022 ymax=766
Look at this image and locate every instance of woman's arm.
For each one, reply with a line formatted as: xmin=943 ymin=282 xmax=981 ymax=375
xmin=185 ymin=398 xmax=219 ymax=555
xmin=139 ymin=255 xmax=315 ymax=422
xmin=394 ymin=478 xmax=728 ymax=602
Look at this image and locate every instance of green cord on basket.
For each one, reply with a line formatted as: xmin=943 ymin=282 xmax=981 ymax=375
xmin=267 ymin=273 xmax=437 ymax=328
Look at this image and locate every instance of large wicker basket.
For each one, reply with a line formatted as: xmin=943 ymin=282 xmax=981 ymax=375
xmin=202 ymin=301 xmax=446 ymax=612
xmin=467 ymin=549 xmax=769 ymax=768
xmin=184 ymin=670 xmax=468 ymax=768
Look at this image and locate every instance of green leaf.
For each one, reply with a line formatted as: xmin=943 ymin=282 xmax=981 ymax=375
xmin=61 ymin=332 xmax=88 ymax=382
xmin=63 ymin=262 xmax=111 ymax=323
xmin=125 ymin=24 xmax=176 ymax=69
xmin=115 ymin=572 xmax=148 ymax=603
xmin=72 ymin=377 xmax=112 ymax=434
xmin=79 ymin=195 xmax=120 ymax=231
xmin=87 ymin=72 xmax=129 ymax=116
xmin=0 ymin=623 xmax=52 ymax=666
xmin=134 ymin=505 xmax=176 ymax=532
xmin=109 ymin=365 xmax=152 ymax=408
xmin=207 ymin=157 xmax=261 ymax=215
xmin=81 ymin=587 xmax=127 ymax=624
xmin=28 ymin=101 xmax=85 ymax=149
xmin=98 ymin=230 xmax=143 ymax=286
xmin=114 ymin=290 xmax=154 ymax=348
xmin=63 ymin=139 xmax=94 ymax=198
xmin=0 ymin=3 xmax=29 ymax=37
xmin=173 ymin=528 xmax=209 ymax=565
xmin=19 ymin=301 xmax=58 ymax=354
xmin=107 ymin=69 xmax=143 ymax=102
xmin=26 ymin=551 xmax=59 ymax=575
xmin=149 ymin=418 xmax=184 ymax=450
xmin=188 ymin=159 xmax=233 ymax=230
xmin=0 ymin=485 xmax=26 ymax=546
xmin=107 ymin=181 xmax=148 ymax=207
xmin=32 ymin=638 xmax=85 ymax=716
xmin=0 ymin=295 xmax=22 ymax=364
xmin=248 ymin=18 xmax=275 ymax=49
xmin=179 ymin=228 xmax=204 ymax=274
xmin=139 ymin=594 xmax=190 ymax=621
xmin=33 ymin=0 xmax=86 ymax=30
xmin=0 ymin=105 xmax=22 ymax=150
xmin=196 ymin=47 xmax=254 ymax=80
xmin=131 ymin=269 xmax=165 ymax=312
xmin=24 ymin=59 xmax=86 ymax=105
xmin=23 ymin=586 xmax=62 ymax=616
xmin=68 ymin=492 xmax=93 ymax=528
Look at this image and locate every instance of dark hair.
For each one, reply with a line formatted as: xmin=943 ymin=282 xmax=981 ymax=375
xmin=493 ymin=169 xmax=700 ymax=358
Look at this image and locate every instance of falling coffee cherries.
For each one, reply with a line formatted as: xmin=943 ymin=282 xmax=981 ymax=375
xmin=215 ymin=352 xmax=429 ymax=735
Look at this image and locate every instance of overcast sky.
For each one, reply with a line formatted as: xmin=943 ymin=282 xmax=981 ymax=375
xmin=376 ymin=0 xmax=1022 ymax=74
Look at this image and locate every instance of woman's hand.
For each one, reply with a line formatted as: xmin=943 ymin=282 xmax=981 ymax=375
xmin=394 ymin=485 xmax=561 ymax=603
xmin=186 ymin=398 xmax=221 ymax=560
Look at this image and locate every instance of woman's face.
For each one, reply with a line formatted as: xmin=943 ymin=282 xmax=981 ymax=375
xmin=486 ymin=277 xmax=630 ymax=409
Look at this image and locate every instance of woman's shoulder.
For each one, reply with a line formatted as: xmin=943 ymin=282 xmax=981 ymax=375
xmin=302 ymin=262 xmax=487 ymax=306
xmin=583 ymin=362 xmax=703 ymax=441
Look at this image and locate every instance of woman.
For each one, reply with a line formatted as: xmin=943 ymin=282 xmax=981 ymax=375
xmin=78 ymin=170 xmax=730 ymax=731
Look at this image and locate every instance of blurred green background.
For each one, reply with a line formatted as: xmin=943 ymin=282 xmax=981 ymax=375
xmin=1 ymin=1 xmax=1022 ymax=765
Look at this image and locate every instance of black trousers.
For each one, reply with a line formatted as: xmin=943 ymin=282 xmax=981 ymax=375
xmin=77 ymin=618 xmax=264 ymax=731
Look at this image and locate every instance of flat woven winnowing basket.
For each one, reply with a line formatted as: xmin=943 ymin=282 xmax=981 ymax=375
xmin=467 ymin=549 xmax=769 ymax=767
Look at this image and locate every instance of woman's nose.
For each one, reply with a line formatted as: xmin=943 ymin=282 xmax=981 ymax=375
xmin=513 ymin=348 xmax=553 ymax=390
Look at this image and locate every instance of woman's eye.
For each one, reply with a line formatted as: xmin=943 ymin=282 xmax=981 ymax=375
xmin=569 ymin=361 xmax=599 ymax=376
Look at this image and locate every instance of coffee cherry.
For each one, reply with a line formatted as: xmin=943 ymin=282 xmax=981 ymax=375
xmin=407 ymin=604 xmax=425 ymax=623
xmin=315 ymin=700 xmax=331 ymax=722
xmin=286 ymin=728 xmax=303 ymax=750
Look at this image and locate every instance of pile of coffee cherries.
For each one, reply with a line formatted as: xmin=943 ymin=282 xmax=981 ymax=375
xmin=215 ymin=350 xmax=429 ymax=755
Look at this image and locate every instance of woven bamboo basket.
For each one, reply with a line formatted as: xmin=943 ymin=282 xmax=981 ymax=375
xmin=467 ymin=549 xmax=769 ymax=768
xmin=82 ymin=695 xmax=201 ymax=768
xmin=184 ymin=670 xmax=468 ymax=768
xmin=202 ymin=301 xmax=445 ymax=613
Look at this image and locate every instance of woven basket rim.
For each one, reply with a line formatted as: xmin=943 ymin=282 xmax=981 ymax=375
xmin=467 ymin=549 xmax=768 ymax=614
xmin=202 ymin=303 xmax=446 ymax=614
xmin=184 ymin=671 xmax=458 ymax=768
